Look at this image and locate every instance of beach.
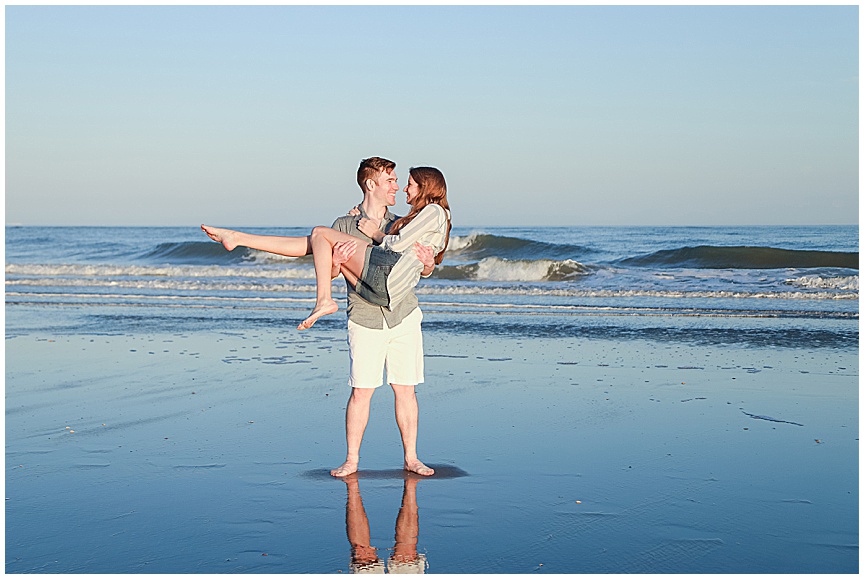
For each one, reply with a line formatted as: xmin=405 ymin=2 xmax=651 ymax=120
xmin=6 ymin=303 xmax=858 ymax=573
xmin=6 ymin=3 xmax=859 ymax=572
xmin=6 ymin=224 xmax=858 ymax=573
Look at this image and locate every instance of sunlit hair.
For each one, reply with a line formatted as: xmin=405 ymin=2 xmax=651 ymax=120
xmin=389 ymin=166 xmax=451 ymax=265
xmin=357 ymin=157 xmax=396 ymax=192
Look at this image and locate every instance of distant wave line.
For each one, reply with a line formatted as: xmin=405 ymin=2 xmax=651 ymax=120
xmin=7 ymin=296 xmax=856 ymax=320
xmin=5 ymin=263 xmax=315 ymax=279
xmin=11 ymin=291 xmax=831 ymax=314
xmin=6 ymin=278 xmax=858 ymax=301
xmin=618 ymin=245 xmax=858 ymax=270
xmin=5 ymin=291 xmax=315 ymax=303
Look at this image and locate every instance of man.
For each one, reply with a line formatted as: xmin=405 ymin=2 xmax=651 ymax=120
xmin=201 ymin=157 xmax=436 ymax=477
xmin=343 ymin=473 xmax=427 ymax=573
xmin=328 ymin=157 xmax=435 ymax=478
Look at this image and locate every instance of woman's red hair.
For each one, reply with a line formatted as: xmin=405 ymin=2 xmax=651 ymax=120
xmin=389 ymin=167 xmax=451 ymax=265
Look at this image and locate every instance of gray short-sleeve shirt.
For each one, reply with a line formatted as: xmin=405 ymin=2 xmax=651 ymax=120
xmin=331 ymin=209 xmax=420 ymax=329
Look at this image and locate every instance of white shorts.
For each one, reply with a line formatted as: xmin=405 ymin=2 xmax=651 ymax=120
xmin=347 ymin=308 xmax=424 ymax=389
xmin=388 ymin=553 xmax=427 ymax=573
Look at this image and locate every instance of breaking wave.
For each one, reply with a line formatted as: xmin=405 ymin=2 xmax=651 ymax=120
xmin=447 ymin=233 xmax=591 ymax=261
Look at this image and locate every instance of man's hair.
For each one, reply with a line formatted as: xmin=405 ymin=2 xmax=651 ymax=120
xmin=357 ymin=157 xmax=396 ymax=192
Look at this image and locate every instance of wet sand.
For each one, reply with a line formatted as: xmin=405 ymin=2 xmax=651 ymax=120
xmin=5 ymin=321 xmax=858 ymax=573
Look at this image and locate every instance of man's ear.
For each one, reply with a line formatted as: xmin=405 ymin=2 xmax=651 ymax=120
xmin=365 ymin=179 xmax=375 ymax=191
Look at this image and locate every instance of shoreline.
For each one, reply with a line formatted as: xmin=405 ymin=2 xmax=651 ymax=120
xmin=6 ymin=314 xmax=858 ymax=573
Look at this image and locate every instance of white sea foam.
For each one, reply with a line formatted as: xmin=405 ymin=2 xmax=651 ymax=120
xmin=5 ymin=263 xmax=316 ymax=279
xmin=7 ymin=275 xmax=857 ymax=301
xmin=6 ymin=290 xmax=856 ymax=320
xmin=473 ymin=257 xmax=587 ymax=281
xmin=6 ymin=277 xmax=325 ymax=293
xmin=447 ymin=233 xmax=479 ymax=252
xmin=416 ymin=286 xmax=859 ymax=301
xmin=6 ymin=291 xmax=315 ymax=303
xmin=785 ymin=275 xmax=858 ymax=291
xmin=243 ymin=250 xmax=306 ymax=264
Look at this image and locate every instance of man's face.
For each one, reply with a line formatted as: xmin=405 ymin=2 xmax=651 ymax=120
xmin=370 ymin=169 xmax=399 ymax=207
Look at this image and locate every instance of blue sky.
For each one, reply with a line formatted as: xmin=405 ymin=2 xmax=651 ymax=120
xmin=5 ymin=5 xmax=859 ymax=226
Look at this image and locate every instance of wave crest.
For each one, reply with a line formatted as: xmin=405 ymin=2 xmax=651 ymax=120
xmin=786 ymin=275 xmax=859 ymax=291
xmin=619 ymin=246 xmax=858 ymax=270
xmin=448 ymin=233 xmax=588 ymax=260
xmin=437 ymin=257 xmax=589 ymax=281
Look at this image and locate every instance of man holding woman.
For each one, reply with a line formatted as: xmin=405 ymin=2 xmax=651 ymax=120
xmin=202 ymin=157 xmax=450 ymax=477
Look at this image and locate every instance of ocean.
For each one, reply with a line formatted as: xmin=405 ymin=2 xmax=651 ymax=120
xmin=5 ymin=224 xmax=858 ymax=347
xmin=6 ymin=224 xmax=859 ymax=573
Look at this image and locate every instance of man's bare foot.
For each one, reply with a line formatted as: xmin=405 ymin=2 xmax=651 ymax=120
xmin=298 ymin=299 xmax=338 ymax=330
xmin=404 ymin=460 xmax=434 ymax=476
xmin=201 ymin=224 xmax=239 ymax=251
xmin=331 ymin=460 xmax=359 ymax=477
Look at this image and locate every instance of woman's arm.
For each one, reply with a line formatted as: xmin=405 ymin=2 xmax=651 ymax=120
xmin=357 ymin=219 xmax=386 ymax=244
xmin=415 ymin=243 xmax=435 ymax=277
xmin=380 ymin=205 xmax=446 ymax=253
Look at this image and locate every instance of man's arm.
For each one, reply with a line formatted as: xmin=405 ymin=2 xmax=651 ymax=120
xmin=332 ymin=240 xmax=357 ymax=279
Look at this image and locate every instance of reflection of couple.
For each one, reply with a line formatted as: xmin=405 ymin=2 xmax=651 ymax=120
xmin=202 ymin=157 xmax=451 ymax=478
xmin=343 ymin=474 xmax=427 ymax=574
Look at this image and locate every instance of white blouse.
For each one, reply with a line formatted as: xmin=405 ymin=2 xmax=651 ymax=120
xmin=379 ymin=203 xmax=450 ymax=309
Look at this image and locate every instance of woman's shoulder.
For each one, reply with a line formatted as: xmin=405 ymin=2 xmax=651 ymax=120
xmin=420 ymin=203 xmax=449 ymax=220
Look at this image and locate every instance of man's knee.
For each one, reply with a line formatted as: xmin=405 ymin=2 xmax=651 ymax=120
xmin=391 ymin=384 xmax=417 ymax=398
xmin=351 ymin=387 xmax=376 ymax=403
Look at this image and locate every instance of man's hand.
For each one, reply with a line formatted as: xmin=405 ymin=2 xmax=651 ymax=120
xmin=331 ymin=240 xmax=357 ymax=279
xmin=414 ymin=243 xmax=436 ymax=277
xmin=347 ymin=205 xmax=361 ymax=217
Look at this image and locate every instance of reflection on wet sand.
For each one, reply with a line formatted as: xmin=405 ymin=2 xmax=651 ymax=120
xmin=344 ymin=474 xmax=427 ymax=574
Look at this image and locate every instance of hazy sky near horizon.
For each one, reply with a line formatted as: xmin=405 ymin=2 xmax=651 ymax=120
xmin=5 ymin=4 xmax=859 ymax=227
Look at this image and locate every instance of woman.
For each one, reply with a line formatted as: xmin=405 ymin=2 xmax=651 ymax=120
xmin=202 ymin=166 xmax=451 ymax=330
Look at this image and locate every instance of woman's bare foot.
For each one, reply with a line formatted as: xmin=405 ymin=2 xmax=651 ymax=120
xmin=201 ymin=224 xmax=239 ymax=251
xmin=298 ymin=299 xmax=338 ymax=330
xmin=404 ymin=460 xmax=434 ymax=476
xmin=331 ymin=460 xmax=359 ymax=477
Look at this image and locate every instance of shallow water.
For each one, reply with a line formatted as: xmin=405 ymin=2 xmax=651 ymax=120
xmin=6 ymin=224 xmax=858 ymax=572
xmin=5 ymin=312 xmax=858 ymax=573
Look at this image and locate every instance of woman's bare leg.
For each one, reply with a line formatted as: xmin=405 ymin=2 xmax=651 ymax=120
xmin=201 ymin=224 xmax=311 ymax=257
xmin=341 ymin=266 xmax=360 ymax=287
xmin=299 ymin=226 xmax=369 ymax=330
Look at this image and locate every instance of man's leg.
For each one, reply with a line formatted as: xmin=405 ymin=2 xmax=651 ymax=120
xmin=331 ymin=387 xmax=375 ymax=477
xmin=392 ymin=384 xmax=434 ymax=476
xmin=388 ymin=477 xmax=424 ymax=572
xmin=386 ymin=308 xmax=434 ymax=476
xmin=333 ymin=319 xmax=387 ymax=477
xmin=343 ymin=475 xmax=383 ymax=572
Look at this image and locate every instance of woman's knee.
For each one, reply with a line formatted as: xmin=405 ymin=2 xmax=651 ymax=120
xmin=310 ymin=225 xmax=329 ymax=241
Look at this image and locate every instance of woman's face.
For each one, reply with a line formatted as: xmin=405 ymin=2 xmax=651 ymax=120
xmin=404 ymin=175 xmax=421 ymax=205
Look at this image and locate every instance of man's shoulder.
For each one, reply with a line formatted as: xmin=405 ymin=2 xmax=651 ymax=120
xmin=331 ymin=214 xmax=355 ymax=232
